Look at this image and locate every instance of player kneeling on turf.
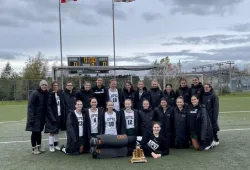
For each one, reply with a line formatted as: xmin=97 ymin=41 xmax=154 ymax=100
xmin=189 ymin=95 xmax=215 ymax=151
xmin=61 ymin=100 xmax=87 ymax=155
xmin=141 ymin=122 xmax=169 ymax=158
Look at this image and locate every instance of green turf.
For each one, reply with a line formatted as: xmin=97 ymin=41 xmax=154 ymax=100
xmin=0 ymin=94 xmax=250 ymax=170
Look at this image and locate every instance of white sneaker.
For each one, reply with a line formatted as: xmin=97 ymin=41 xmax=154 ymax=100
xmin=213 ymin=141 xmax=219 ymax=147
xmin=205 ymin=141 xmax=216 ymax=150
xmin=55 ymin=146 xmax=61 ymax=151
xmin=49 ymin=146 xmax=55 ymax=152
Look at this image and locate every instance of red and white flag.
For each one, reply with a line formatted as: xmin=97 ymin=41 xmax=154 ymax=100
xmin=61 ymin=0 xmax=77 ymax=3
xmin=114 ymin=0 xmax=135 ymax=2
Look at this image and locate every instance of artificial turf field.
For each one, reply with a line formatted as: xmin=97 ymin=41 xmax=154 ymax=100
xmin=0 ymin=95 xmax=250 ymax=170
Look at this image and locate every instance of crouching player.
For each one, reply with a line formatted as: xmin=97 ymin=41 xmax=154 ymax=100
xmin=141 ymin=122 xmax=169 ymax=159
xmin=189 ymin=95 xmax=215 ymax=151
xmin=61 ymin=100 xmax=87 ymax=155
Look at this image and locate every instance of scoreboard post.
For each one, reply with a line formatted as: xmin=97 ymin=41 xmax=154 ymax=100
xmin=67 ymin=55 xmax=109 ymax=74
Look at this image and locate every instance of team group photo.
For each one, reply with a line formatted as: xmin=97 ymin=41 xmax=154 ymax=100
xmin=1 ymin=0 xmax=250 ymax=169
xmin=26 ymin=76 xmax=219 ymax=160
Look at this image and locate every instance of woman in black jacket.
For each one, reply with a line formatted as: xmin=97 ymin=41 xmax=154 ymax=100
xmin=176 ymin=78 xmax=190 ymax=104
xmin=189 ymin=95 xmax=214 ymax=151
xmin=141 ymin=122 xmax=169 ymax=158
xmin=44 ymin=81 xmax=65 ymax=152
xmin=120 ymin=99 xmax=139 ymax=136
xmin=122 ymin=81 xmax=136 ymax=109
xmin=154 ymin=98 xmax=174 ymax=147
xmin=84 ymin=98 xmax=103 ymax=152
xmin=163 ymin=84 xmax=176 ymax=107
xmin=26 ymin=80 xmax=49 ymax=155
xmin=138 ymin=99 xmax=154 ymax=136
xmin=76 ymin=81 xmax=93 ymax=109
xmin=61 ymin=100 xmax=87 ymax=155
xmin=202 ymin=83 xmax=220 ymax=146
xmin=173 ymin=96 xmax=190 ymax=149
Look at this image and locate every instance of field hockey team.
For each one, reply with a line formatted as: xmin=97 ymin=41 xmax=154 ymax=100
xmin=25 ymin=76 xmax=219 ymax=158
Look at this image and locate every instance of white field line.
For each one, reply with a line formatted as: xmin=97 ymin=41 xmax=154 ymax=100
xmin=1 ymin=128 xmax=250 ymax=144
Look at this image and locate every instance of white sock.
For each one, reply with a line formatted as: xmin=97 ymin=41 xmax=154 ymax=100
xmin=54 ymin=134 xmax=59 ymax=143
xmin=49 ymin=135 xmax=54 ymax=147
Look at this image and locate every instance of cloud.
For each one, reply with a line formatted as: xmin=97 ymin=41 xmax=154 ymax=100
xmin=141 ymin=12 xmax=163 ymax=22
xmin=161 ymin=34 xmax=250 ymax=46
xmin=159 ymin=0 xmax=245 ymax=15
xmin=147 ymin=46 xmax=250 ymax=61
xmin=0 ymin=51 xmax=27 ymax=60
xmin=228 ymin=22 xmax=250 ymax=32
xmin=0 ymin=0 xmax=127 ymax=28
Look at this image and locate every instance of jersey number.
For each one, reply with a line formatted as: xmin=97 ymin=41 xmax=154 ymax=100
xmin=113 ymin=98 xmax=118 ymax=102
xmin=79 ymin=121 xmax=83 ymax=126
xmin=127 ymin=120 xmax=133 ymax=125
xmin=93 ymin=118 xmax=97 ymax=123
xmin=109 ymin=122 xmax=114 ymax=127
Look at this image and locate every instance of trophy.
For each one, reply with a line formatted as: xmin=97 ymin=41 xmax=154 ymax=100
xmin=130 ymin=142 xmax=147 ymax=163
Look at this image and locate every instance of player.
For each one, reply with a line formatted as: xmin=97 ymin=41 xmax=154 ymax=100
xmin=163 ymin=84 xmax=177 ymax=107
xmin=92 ymin=77 xmax=108 ymax=109
xmin=153 ymin=98 xmax=174 ymax=147
xmin=120 ymin=99 xmax=139 ymax=136
xmin=189 ymin=76 xmax=204 ymax=102
xmin=189 ymin=95 xmax=215 ymax=151
xmin=106 ymin=79 xmax=123 ymax=111
xmin=122 ymin=81 xmax=136 ymax=109
xmin=84 ymin=97 xmax=103 ymax=152
xmin=61 ymin=81 xmax=77 ymax=130
xmin=149 ymin=80 xmax=163 ymax=110
xmin=173 ymin=96 xmax=190 ymax=149
xmin=141 ymin=122 xmax=169 ymax=158
xmin=134 ymin=80 xmax=150 ymax=110
xmin=25 ymin=80 xmax=49 ymax=154
xmin=101 ymin=101 xmax=122 ymax=135
xmin=138 ymin=99 xmax=154 ymax=136
xmin=176 ymin=78 xmax=190 ymax=104
xmin=61 ymin=100 xmax=87 ymax=155
xmin=202 ymin=83 xmax=220 ymax=146
xmin=76 ymin=81 xmax=93 ymax=109
xmin=44 ymin=81 xmax=65 ymax=152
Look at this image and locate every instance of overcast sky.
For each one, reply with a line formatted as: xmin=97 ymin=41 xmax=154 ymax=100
xmin=0 ymin=0 xmax=250 ymax=73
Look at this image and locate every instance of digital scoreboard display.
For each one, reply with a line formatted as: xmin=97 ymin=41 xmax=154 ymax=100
xmin=67 ymin=55 xmax=109 ymax=74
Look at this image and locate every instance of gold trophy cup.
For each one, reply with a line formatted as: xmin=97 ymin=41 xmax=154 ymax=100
xmin=130 ymin=146 xmax=147 ymax=163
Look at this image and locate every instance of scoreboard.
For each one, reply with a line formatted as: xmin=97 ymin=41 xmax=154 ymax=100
xmin=67 ymin=55 xmax=109 ymax=74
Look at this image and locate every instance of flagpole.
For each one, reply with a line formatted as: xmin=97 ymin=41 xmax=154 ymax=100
xmin=112 ymin=0 xmax=116 ymax=79
xmin=59 ymin=0 xmax=64 ymax=89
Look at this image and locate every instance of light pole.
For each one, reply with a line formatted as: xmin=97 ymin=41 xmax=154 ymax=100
xmin=112 ymin=0 xmax=116 ymax=79
xmin=59 ymin=0 xmax=64 ymax=89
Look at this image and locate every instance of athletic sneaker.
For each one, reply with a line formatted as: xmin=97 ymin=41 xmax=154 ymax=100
xmin=49 ymin=146 xmax=55 ymax=152
xmin=37 ymin=145 xmax=46 ymax=153
xmin=32 ymin=148 xmax=41 ymax=155
xmin=60 ymin=145 xmax=67 ymax=154
xmin=213 ymin=140 xmax=219 ymax=147
xmin=55 ymin=146 xmax=61 ymax=151
xmin=205 ymin=141 xmax=216 ymax=151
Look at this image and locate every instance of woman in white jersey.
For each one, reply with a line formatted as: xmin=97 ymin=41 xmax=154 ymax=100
xmin=120 ymin=99 xmax=139 ymax=136
xmin=101 ymin=101 xmax=121 ymax=135
xmin=61 ymin=100 xmax=87 ymax=155
xmin=44 ymin=81 xmax=65 ymax=152
xmin=84 ymin=98 xmax=103 ymax=152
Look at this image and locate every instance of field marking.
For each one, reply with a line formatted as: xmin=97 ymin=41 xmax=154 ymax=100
xmin=1 ymin=128 xmax=250 ymax=144
xmin=0 ymin=120 xmax=26 ymax=124
xmin=220 ymin=111 xmax=250 ymax=113
xmin=220 ymin=128 xmax=250 ymax=132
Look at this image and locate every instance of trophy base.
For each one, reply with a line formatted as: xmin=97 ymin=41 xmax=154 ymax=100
xmin=130 ymin=157 xmax=147 ymax=163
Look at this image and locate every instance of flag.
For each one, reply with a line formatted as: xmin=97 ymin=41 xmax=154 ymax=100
xmin=61 ymin=0 xmax=77 ymax=3
xmin=114 ymin=0 xmax=135 ymax=2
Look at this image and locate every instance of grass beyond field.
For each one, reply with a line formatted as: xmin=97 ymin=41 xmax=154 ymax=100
xmin=0 ymin=94 xmax=250 ymax=170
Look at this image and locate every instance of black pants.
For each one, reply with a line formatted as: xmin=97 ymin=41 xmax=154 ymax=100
xmin=31 ymin=132 xmax=42 ymax=147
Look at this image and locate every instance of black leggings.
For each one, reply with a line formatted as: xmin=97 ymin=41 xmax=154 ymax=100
xmin=31 ymin=132 xmax=42 ymax=147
